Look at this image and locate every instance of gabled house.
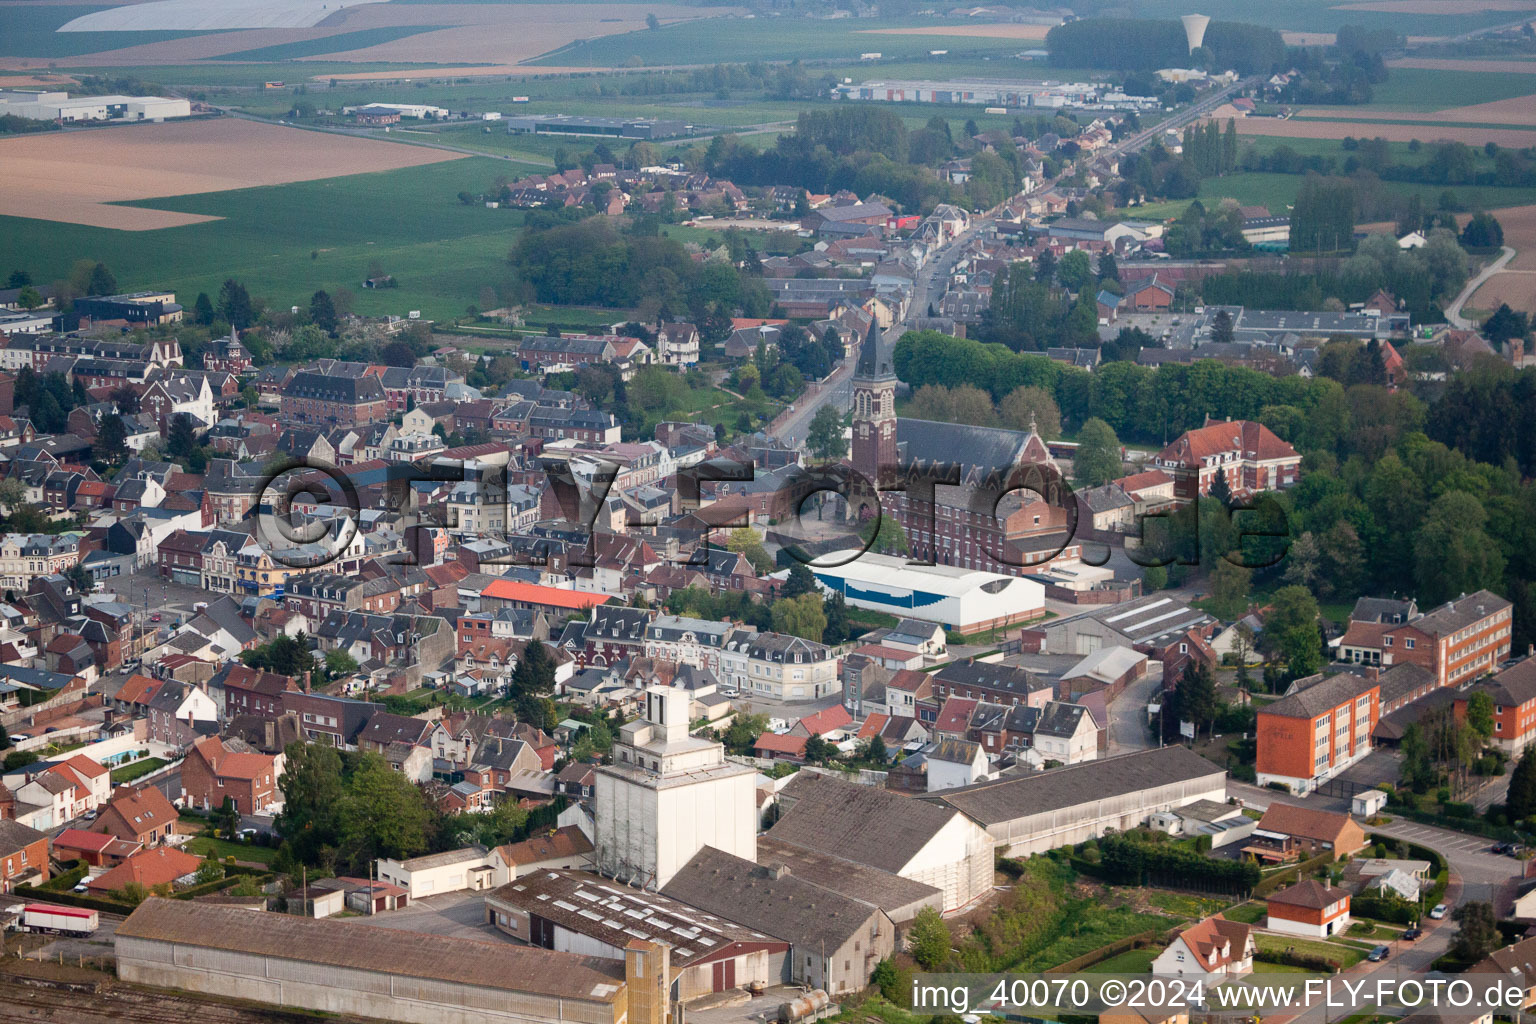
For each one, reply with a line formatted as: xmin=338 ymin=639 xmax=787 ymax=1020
xmin=1152 ymin=914 xmax=1254 ymax=976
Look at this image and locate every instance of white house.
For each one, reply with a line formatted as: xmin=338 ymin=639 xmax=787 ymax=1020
xmin=927 ymin=738 xmax=988 ymax=792
xmin=375 ymin=846 xmax=504 ymax=900
xmin=1152 ymin=914 xmax=1254 ymax=976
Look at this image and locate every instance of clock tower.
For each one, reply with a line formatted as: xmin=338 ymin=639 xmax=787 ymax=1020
xmin=851 ymin=319 xmax=897 ymax=487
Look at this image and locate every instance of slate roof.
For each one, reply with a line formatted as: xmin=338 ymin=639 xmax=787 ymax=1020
xmin=921 ymin=745 xmax=1223 ymax=826
xmin=1475 ymin=656 xmax=1536 ymax=709
xmin=283 ymin=371 xmax=386 ymax=404
xmin=115 ymin=898 xmax=626 ymax=999
xmin=661 ymin=847 xmax=884 ymax=955
xmin=896 ymin=418 xmax=1046 ymax=477
xmin=755 ymin=836 xmax=942 ymax=919
xmin=1263 ymin=672 xmax=1377 ymax=720
xmin=769 ymin=772 xmax=964 ymax=874
xmin=1267 ymin=879 xmax=1348 ymax=910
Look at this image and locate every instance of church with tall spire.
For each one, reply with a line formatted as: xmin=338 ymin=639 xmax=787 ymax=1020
xmin=851 ymin=320 xmax=897 ymax=487
xmin=845 ymin=320 xmax=1084 ymax=574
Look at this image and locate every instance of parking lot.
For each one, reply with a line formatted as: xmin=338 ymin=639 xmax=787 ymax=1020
xmin=345 ymin=890 xmax=505 ymax=942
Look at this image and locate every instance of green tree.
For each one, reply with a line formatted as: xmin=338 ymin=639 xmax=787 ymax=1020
xmin=781 ymin=563 xmax=817 ymax=600
xmin=15 ymin=286 xmax=43 ymax=310
xmin=1057 ymin=249 xmax=1094 ymax=293
xmin=121 ymin=881 xmax=151 ymax=907
xmin=1174 ymin=660 xmax=1219 ymax=739
xmin=1073 ymin=417 xmax=1122 ymax=488
xmin=214 ymin=796 xmax=240 ymax=838
xmin=1413 ymin=491 xmax=1505 ymax=605
xmin=727 ymin=527 xmax=773 ymax=574
xmin=218 ymin=278 xmax=254 ymax=330
xmin=1210 ymin=309 xmax=1235 ymax=345
xmin=97 ymin=412 xmax=129 ymax=462
xmin=512 ymin=640 xmax=557 ymax=700
xmin=859 ymin=514 xmax=909 ymax=556
xmin=85 ymin=262 xmax=116 ymax=296
xmin=806 ymin=404 xmax=847 ymax=461
xmin=195 ymin=857 xmax=226 ymax=885
xmin=1508 ymin=748 xmax=1536 ymax=818
xmin=909 ymin=906 xmax=951 ymax=969
xmin=3 ymin=749 xmax=37 ymax=771
xmin=275 ymin=742 xmax=345 ymax=862
xmin=646 ymin=11 xmax=660 ymax=28
xmin=1450 ymin=901 xmax=1501 ymax=963
xmin=998 ymin=386 xmax=1061 ymax=439
xmin=192 ymin=291 xmax=215 ymax=325
xmin=1208 ymin=557 xmax=1251 ymax=621
xmin=771 ymin=592 xmax=827 ymax=643
xmin=337 ymin=753 xmax=433 ymax=869
xmin=166 ymin=412 xmax=198 ymax=458
xmin=324 ymin=648 xmax=359 ymax=680
xmin=802 ymin=735 xmax=835 ymax=763
xmin=722 ymin=712 xmax=770 ymax=754
xmin=309 ymin=290 xmax=338 ymax=336
xmin=1466 ymin=691 xmax=1495 ymax=741
xmin=1400 ymin=722 xmax=1437 ymax=792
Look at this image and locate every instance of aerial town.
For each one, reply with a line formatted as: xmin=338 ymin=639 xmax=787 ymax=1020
xmin=2 ymin=0 xmax=1536 ymax=1023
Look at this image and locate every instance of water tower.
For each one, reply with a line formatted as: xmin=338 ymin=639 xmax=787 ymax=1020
xmin=1181 ymin=13 xmax=1210 ymax=53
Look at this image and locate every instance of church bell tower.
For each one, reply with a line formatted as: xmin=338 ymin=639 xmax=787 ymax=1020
xmin=851 ymin=320 xmax=897 ymax=486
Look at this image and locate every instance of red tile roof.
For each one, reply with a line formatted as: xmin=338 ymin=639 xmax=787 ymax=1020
xmin=480 ymin=579 xmax=610 ymax=611
xmin=1157 ymin=419 xmax=1298 ymax=468
xmin=87 ymin=846 xmax=203 ymax=892
xmin=796 ymin=704 xmax=852 ymax=737
xmin=754 ymin=733 xmax=808 ymax=756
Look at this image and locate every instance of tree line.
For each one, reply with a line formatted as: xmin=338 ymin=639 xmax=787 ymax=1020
xmin=1045 ymin=18 xmax=1285 ymax=74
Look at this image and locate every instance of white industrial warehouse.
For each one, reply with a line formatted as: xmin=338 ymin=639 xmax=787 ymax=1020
xmin=0 ymin=90 xmax=191 ymax=122
xmin=808 ymin=551 xmax=1045 ymax=632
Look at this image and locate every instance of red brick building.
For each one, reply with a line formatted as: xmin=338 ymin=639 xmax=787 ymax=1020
xmin=1265 ymin=880 xmax=1351 ymax=938
xmin=1152 ymin=419 xmax=1301 ymax=501
xmin=179 ymin=737 xmax=279 ymax=814
xmin=1336 ymin=590 xmax=1512 ymax=690
xmin=0 ymin=819 xmax=49 ymax=893
xmin=279 ymin=371 xmax=389 ymax=427
xmin=1256 ymin=672 xmax=1379 ymax=795
xmin=1456 ymin=655 xmax=1536 ymax=757
xmin=94 ymin=785 xmax=179 ymax=847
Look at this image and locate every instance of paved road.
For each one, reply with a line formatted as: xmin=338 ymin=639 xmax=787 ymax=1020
xmin=348 ymin=890 xmax=506 ymax=941
xmin=1445 ymin=245 xmax=1516 ymax=328
xmin=1107 ymin=664 xmax=1163 ymax=754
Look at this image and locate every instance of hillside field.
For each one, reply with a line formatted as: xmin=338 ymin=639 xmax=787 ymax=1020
xmin=0 ymin=155 xmax=539 ymax=322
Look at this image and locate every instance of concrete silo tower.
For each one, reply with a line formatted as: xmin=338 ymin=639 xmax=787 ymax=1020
xmin=1181 ymin=13 xmax=1210 ymax=53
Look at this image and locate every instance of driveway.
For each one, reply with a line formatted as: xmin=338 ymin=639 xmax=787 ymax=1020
xmin=1445 ymin=245 xmax=1515 ymax=328
xmin=345 ymin=890 xmax=505 ymax=941
xmin=1107 ymin=665 xmax=1163 ymax=754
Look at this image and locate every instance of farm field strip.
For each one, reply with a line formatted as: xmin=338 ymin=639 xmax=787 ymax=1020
xmin=1226 ymin=115 xmax=1536 ymax=149
xmin=0 ymin=117 xmax=463 ymax=229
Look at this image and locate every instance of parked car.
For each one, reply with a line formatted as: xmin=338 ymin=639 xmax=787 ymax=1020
xmin=1367 ymin=946 xmax=1390 ymax=962
xmin=1429 ymin=904 xmax=1449 ymax=919
xmin=72 ymin=881 xmax=89 ymax=894
xmin=1402 ymin=927 xmax=1423 ymax=941
xmin=150 ymin=612 xmax=161 ymax=622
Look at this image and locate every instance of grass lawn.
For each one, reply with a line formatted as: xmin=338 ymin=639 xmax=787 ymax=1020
xmin=1256 ymin=933 xmax=1364 ymax=968
xmin=0 ymin=156 xmax=540 ymax=324
xmin=110 ymin=757 xmax=168 ymax=784
xmin=184 ymin=835 xmax=278 ymax=866
xmin=1143 ymin=890 xmax=1229 ymax=919
xmin=1094 ymin=947 xmax=1160 ymax=974
xmin=1018 ymin=906 xmax=1171 ymax=971
xmin=1221 ymin=901 xmax=1267 ymax=924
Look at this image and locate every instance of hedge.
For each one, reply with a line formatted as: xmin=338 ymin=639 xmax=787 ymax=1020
xmin=1251 ymin=850 xmax=1335 ymax=898
xmin=12 ymin=885 xmax=130 ymax=916
xmin=173 ymin=873 xmax=273 ymax=901
xmin=1046 ymin=926 xmax=1178 ymax=975
xmin=1351 ymin=893 xmax=1418 ymax=924
xmin=36 ymin=860 xmax=87 ymax=893
xmin=1087 ymin=836 xmax=1262 ymax=895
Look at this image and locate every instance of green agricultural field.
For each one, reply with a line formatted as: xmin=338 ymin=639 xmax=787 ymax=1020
xmin=0 ymin=4 xmax=209 ymax=58
xmin=530 ymin=17 xmax=1029 ymax=68
xmin=1069 ymin=0 xmax=1522 ymax=37
xmin=1363 ymin=67 xmax=1536 ymax=112
xmin=0 ymin=156 xmax=539 ymax=323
